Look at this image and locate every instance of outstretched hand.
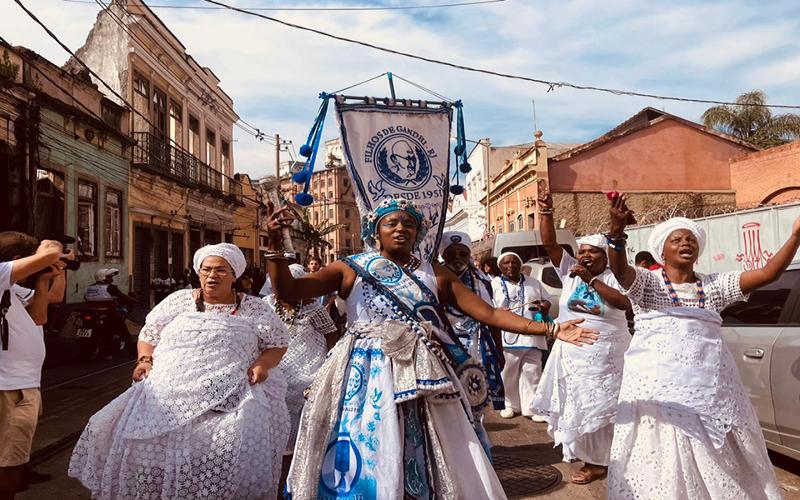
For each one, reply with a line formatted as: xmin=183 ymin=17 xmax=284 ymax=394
xmin=538 ymin=189 xmax=553 ymax=211
xmin=609 ymin=193 xmax=634 ymax=235
xmin=556 ymin=319 xmax=599 ymax=347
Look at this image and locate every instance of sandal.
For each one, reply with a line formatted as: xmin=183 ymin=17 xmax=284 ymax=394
xmin=571 ymin=465 xmax=607 ymax=484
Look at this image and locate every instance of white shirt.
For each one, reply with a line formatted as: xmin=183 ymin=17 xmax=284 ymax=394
xmin=0 ymin=261 xmax=46 ymax=390
xmin=555 ymin=253 xmax=629 ymax=333
xmin=491 ymin=274 xmax=551 ymax=350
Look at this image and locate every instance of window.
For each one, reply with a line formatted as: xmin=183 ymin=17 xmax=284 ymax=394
xmin=77 ymin=181 xmax=97 ymax=258
xmin=101 ymin=101 xmax=122 ymax=131
xmin=722 ymin=269 xmax=800 ymax=325
xmin=509 ymin=221 xmax=515 ymax=232
xmin=206 ymin=130 xmax=217 ymax=168
xmin=152 ymin=86 xmax=167 ymax=138
xmin=105 ymin=189 xmax=122 ymax=257
xmin=188 ymin=115 xmax=200 ymax=157
xmin=343 ymin=178 xmax=350 ymax=188
xmin=328 ymin=208 xmax=334 ymax=218
xmin=540 ymin=266 xmax=563 ymax=289
xmin=327 ymin=178 xmax=333 ymax=187
xmin=517 ymin=214 xmax=523 ymax=231
xmin=133 ymin=73 xmax=149 ymax=97
xmin=221 ymin=140 xmax=230 ymax=173
xmin=328 ymin=191 xmax=333 ymax=200
xmin=344 ymin=208 xmax=351 ymax=219
xmin=168 ymin=101 xmax=182 ymax=147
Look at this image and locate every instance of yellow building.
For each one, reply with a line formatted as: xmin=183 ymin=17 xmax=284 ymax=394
xmin=69 ymin=0 xmax=243 ymax=304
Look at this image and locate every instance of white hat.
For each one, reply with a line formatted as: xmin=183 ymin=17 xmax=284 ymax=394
xmin=648 ymin=217 xmax=707 ymax=265
xmin=577 ymin=234 xmax=608 ymax=251
xmin=193 ymin=243 xmax=247 ymax=279
xmin=94 ymin=268 xmax=119 ymax=281
xmin=440 ymin=231 xmax=472 ymax=254
xmin=497 ymin=251 xmax=523 ymax=265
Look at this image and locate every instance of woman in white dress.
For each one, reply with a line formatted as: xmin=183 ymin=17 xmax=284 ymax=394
xmin=606 ymin=195 xmax=799 ymax=499
xmin=491 ymin=252 xmax=553 ymax=421
xmin=266 ymin=263 xmax=338 ymax=448
xmin=530 ymin=191 xmax=632 ymax=485
xmin=68 ymin=243 xmax=291 ymax=499
xmin=266 ymin=198 xmax=598 ymax=499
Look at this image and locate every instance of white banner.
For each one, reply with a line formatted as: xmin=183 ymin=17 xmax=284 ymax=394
xmin=335 ymin=101 xmax=452 ymax=261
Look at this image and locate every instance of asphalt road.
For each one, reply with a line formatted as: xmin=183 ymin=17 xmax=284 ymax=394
xmin=19 ymin=366 xmax=800 ymax=500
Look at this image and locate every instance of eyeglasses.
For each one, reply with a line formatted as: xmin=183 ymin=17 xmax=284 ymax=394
xmin=199 ymin=267 xmax=231 ymax=277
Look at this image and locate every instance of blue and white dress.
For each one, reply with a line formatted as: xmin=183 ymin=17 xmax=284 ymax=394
xmin=286 ymin=252 xmax=506 ymax=500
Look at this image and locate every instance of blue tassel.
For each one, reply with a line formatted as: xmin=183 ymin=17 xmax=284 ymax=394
xmin=292 ymin=170 xmax=309 ymax=184
xmin=449 ymin=185 xmax=465 ymax=196
xmin=299 ymin=144 xmax=312 ymax=157
xmin=295 ymin=192 xmax=314 ymax=206
xmin=459 ymin=162 xmax=472 ymax=174
xmin=534 ymin=312 xmax=543 ymax=322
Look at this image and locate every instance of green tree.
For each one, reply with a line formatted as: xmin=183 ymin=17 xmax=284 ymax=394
xmin=702 ymin=90 xmax=800 ymax=148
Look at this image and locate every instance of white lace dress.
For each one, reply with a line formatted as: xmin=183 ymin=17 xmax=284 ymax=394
xmin=68 ymin=290 xmax=291 ymax=500
xmin=608 ymin=268 xmax=782 ymax=500
xmin=267 ymin=298 xmax=337 ymax=448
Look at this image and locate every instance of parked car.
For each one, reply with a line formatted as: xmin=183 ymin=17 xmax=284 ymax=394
xmin=720 ymin=263 xmax=800 ymax=461
xmin=521 ymin=259 xmax=563 ymax=318
xmin=493 ymin=229 xmax=578 ymax=264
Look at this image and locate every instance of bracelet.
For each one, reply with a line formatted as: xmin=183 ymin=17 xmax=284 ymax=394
xmin=137 ymin=355 xmax=153 ymax=366
xmin=538 ymin=208 xmax=554 ymax=215
xmin=263 ymin=251 xmax=289 ymax=260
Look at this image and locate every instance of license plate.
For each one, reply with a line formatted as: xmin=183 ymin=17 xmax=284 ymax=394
xmin=76 ymin=328 xmax=93 ymax=338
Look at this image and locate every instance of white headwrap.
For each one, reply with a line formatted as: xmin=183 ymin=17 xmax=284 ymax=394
xmin=648 ymin=217 xmax=706 ymax=265
xmin=440 ymin=231 xmax=472 ymax=254
xmin=497 ymin=251 xmax=523 ymax=265
xmin=577 ymin=233 xmax=608 ymax=251
xmin=193 ymin=243 xmax=247 ymax=279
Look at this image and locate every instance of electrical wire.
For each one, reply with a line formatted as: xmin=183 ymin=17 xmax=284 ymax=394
xmin=61 ymin=0 xmax=506 ymax=11
xmin=204 ymin=0 xmax=800 ymax=110
xmin=329 ymin=72 xmax=388 ymax=95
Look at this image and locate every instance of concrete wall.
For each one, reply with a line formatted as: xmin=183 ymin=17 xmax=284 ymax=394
xmin=549 ymin=119 xmax=751 ymax=192
xmin=730 ymin=140 xmax=800 ymax=208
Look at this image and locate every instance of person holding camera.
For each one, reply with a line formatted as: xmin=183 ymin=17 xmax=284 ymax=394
xmin=0 ymin=232 xmax=73 ymax=500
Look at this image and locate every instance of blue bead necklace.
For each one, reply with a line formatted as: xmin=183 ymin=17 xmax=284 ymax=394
xmin=661 ymin=269 xmax=706 ymax=309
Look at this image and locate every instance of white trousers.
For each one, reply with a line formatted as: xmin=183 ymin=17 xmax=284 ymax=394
xmin=501 ymin=348 xmax=543 ymax=415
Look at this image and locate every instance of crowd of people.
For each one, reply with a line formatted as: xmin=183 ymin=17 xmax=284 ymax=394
xmin=1 ymin=188 xmax=798 ymax=499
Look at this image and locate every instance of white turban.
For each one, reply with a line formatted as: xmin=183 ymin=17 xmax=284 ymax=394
xmin=288 ymin=263 xmax=307 ymax=279
xmin=440 ymin=231 xmax=472 ymax=254
xmin=497 ymin=251 xmax=522 ymax=265
xmin=648 ymin=217 xmax=706 ymax=265
xmin=193 ymin=243 xmax=247 ymax=279
xmin=577 ymin=233 xmax=608 ymax=251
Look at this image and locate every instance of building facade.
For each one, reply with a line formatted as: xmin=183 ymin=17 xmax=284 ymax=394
xmin=730 ymin=140 xmax=800 ymax=208
xmin=280 ymin=139 xmax=362 ymax=264
xmin=547 ymin=108 xmax=757 ymax=235
xmin=2 ymin=42 xmax=132 ymax=303
xmin=67 ymin=0 xmax=243 ymax=305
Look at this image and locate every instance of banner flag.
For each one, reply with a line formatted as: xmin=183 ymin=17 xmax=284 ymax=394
xmin=335 ymin=100 xmax=453 ymax=261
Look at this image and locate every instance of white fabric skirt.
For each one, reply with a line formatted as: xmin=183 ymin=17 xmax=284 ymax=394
xmin=608 ymin=401 xmax=783 ymax=500
xmin=68 ymin=378 xmax=289 ymax=500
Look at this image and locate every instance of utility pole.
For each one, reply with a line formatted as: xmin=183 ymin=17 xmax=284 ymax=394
xmin=275 ymin=133 xmax=280 ymax=178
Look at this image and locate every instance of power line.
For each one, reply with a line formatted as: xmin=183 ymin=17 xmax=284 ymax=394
xmin=205 ymin=0 xmax=800 ymax=110
xmin=12 ymin=0 xmax=161 ymax=129
xmin=61 ymin=0 xmax=506 ymax=11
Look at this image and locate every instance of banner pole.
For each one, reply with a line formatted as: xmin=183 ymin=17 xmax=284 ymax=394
xmin=387 ymin=72 xmax=397 ymax=100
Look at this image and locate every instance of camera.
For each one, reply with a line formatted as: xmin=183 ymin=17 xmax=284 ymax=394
xmin=45 ymin=234 xmax=81 ymax=271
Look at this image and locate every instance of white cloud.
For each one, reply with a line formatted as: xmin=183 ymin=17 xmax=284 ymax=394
xmin=3 ymin=0 xmax=800 ymax=178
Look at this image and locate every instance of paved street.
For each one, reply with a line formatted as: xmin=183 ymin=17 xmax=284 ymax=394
xmin=18 ymin=363 xmax=800 ymax=500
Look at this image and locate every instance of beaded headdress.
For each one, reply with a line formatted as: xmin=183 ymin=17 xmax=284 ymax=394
xmin=361 ymin=197 xmax=430 ymax=249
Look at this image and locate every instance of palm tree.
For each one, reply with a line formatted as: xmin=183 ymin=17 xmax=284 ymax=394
xmin=290 ymin=206 xmax=346 ymax=261
xmin=702 ymin=90 xmax=800 ymax=148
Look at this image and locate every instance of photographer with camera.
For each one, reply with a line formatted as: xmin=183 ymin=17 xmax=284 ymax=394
xmin=0 ymin=232 xmax=73 ymax=499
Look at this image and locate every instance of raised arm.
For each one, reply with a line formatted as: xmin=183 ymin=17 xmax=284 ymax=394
xmin=538 ymin=190 xmax=564 ymax=267
xmin=607 ymin=194 xmax=636 ymax=289
xmin=739 ymin=216 xmax=800 ymax=295
xmin=9 ymin=240 xmax=69 ymax=284
xmin=434 ymin=264 xmax=597 ymax=347
xmin=264 ymin=203 xmax=346 ymax=302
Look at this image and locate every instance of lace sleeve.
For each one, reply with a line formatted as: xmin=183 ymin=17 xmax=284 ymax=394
xmin=621 ymin=266 xmax=662 ymax=307
xmin=707 ymin=271 xmax=749 ymax=311
xmin=242 ymin=296 xmax=290 ymax=350
xmin=138 ymin=289 xmax=193 ymax=346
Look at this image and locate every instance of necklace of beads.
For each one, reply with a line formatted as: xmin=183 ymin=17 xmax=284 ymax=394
xmin=661 ymin=269 xmax=706 ymax=308
xmin=500 ymin=274 xmax=525 ymax=308
xmin=274 ymin=301 xmax=301 ymax=326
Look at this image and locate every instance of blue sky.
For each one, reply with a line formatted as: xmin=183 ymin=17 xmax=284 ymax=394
xmin=3 ymin=0 xmax=800 ymax=177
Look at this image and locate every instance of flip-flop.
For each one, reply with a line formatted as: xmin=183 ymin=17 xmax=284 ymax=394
xmin=571 ymin=466 xmax=607 ymax=485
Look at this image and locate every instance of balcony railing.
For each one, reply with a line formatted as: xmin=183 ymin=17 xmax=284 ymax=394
xmin=132 ymin=131 xmax=243 ymax=205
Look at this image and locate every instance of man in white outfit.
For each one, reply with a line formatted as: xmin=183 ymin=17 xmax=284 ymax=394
xmin=492 ymin=252 xmax=552 ymax=420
